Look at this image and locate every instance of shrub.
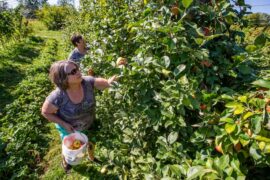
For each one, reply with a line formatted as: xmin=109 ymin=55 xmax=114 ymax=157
xmin=63 ymin=0 xmax=270 ymax=179
xmin=0 ymin=8 xmax=30 ymax=44
xmin=36 ymin=5 xmax=77 ymax=30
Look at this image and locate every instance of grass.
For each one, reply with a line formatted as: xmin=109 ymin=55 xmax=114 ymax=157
xmin=28 ymin=20 xmax=70 ymax=60
xmin=0 ymin=36 xmax=45 ymax=111
xmin=29 ymin=20 xmax=64 ymax=41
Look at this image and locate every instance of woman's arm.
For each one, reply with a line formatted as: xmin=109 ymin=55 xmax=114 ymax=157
xmin=94 ymin=75 xmax=117 ymax=90
xmin=41 ymin=100 xmax=74 ymax=133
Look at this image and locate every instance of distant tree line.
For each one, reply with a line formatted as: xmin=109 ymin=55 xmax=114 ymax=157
xmin=16 ymin=0 xmax=75 ymax=18
xmin=246 ymin=13 xmax=270 ymax=27
xmin=0 ymin=0 xmax=75 ymax=18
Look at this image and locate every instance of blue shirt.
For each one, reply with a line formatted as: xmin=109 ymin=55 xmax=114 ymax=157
xmin=68 ymin=48 xmax=85 ymax=65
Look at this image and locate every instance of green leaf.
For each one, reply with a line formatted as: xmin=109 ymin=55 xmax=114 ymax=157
xmin=203 ymin=173 xmax=219 ymax=180
xmin=99 ymin=0 xmax=107 ymax=6
xmin=243 ymin=112 xmax=254 ymax=120
xmin=162 ymin=69 xmax=171 ymax=77
xmin=168 ymin=131 xmax=178 ymax=144
xmin=177 ymin=116 xmax=187 ymax=127
xmin=251 ymin=79 xmax=270 ymax=89
xmin=229 ymin=132 xmax=239 ymax=145
xmin=249 ymin=144 xmax=262 ymax=160
xmin=165 ymin=120 xmax=173 ymax=128
xmin=182 ymin=0 xmax=193 ymax=8
xmin=195 ymin=38 xmax=204 ymax=45
xmin=250 ymin=116 xmax=262 ymax=134
xmin=225 ymin=102 xmax=243 ymax=108
xmin=189 ymin=97 xmax=199 ymax=110
xmin=123 ymin=134 xmax=132 ymax=143
xmin=196 ymin=27 xmax=205 ymax=37
xmin=237 ymin=64 xmax=252 ymax=75
xmin=234 ymin=106 xmax=244 ymax=115
xmin=232 ymin=54 xmax=246 ymax=61
xmin=225 ymin=123 xmax=236 ymax=134
xmin=236 ymin=0 xmax=245 ymax=6
xmin=214 ymin=155 xmax=229 ymax=170
xmin=162 ymin=165 xmax=170 ymax=176
xmin=220 ymin=117 xmax=234 ymax=124
xmin=123 ymin=128 xmax=133 ymax=136
xmin=182 ymin=96 xmax=191 ymax=107
xmin=179 ymin=75 xmax=189 ymax=85
xmin=254 ymin=33 xmax=267 ymax=46
xmin=109 ymin=151 xmax=114 ymax=160
xmin=264 ymin=144 xmax=270 ymax=153
xmin=221 ymin=94 xmax=234 ymax=100
xmin=245 ymin=45 xmax=257 ymax=53
xmin=170 ymin=165 xmax=182 ymax=175
xmin=202 ymin=93 xmax=217 ymax=102
xmin=205 ymin=34 xmax=224 ymax=41
xmin=237 ymin=96 xmax=247 ymax=103
xmin=173 ymin=64 xmax=186 ymax=77
xmin=258 ymin=141 xmax=266 ymax=151
xmin=162 ymin=56 xmax=170 ymax=68
xmin=237 ymin=176 xmax=246 ymax=180
xmin=161 ymin=178 xmax=174 ymax=180
xmin=230 ymin=158 xmax=243 ymax=175
xmin=161 ymin=110 xmax=174 ymax=119
xmin=206 ymin=159 xmax=213 ymax=169
xmin=224 ymin=167 xmax=234 ymax=177
xmin=239 ymin=134 xmax=250 ymax=147
xmin=254 ymin=135 xmax=270 ymax=143
xmin=248 ymin=98 xmax=265 ymax=109
xmin=187 ymin=166 xmax=204 ymax=180
xmin=145 ymin=174 xmax=154 ymax=180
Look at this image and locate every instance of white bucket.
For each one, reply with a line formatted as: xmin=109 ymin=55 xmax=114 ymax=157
xmin=62 ymin=132 xmax=88 ymax=165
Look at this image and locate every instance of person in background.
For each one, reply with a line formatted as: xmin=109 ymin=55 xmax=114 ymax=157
xmin=68 ymin=34 xmax=90 ymax=65
xmin=41 ymin=60 xmax=117 ymax=173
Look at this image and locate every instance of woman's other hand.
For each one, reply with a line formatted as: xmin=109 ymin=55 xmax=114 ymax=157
xmin=62 ymin=122 xmax=75 ymax=133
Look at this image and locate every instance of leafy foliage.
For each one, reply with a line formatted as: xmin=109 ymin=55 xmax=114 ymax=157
xmin=246 ymin=13 xmax=270 ymax=27
xmin=0 ymin=8 xmax=30 ymax=45
xmin=63 ymin=0 xmax=270 ymax=178
xmin=36 ymin=5 xmax=77 ymax=30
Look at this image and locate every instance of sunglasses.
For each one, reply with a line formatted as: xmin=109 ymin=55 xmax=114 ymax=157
xmin=67 ymin=68 xmax=79 ymax=76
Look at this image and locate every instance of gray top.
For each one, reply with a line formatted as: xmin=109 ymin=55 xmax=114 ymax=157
xmin=46 ymin=76 xmax=95 ymax=131
xmin=68 ymin=48 xmax=85 ymax=65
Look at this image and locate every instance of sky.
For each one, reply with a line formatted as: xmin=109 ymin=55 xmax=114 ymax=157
xmin=244 ymin=0 xmax=270 ymax=14
xmin=4 ymin=0 xmax=270 ymax=14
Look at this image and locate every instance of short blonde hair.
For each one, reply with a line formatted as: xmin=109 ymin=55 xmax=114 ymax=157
xmin=49 ymin=60 xmax=79 ymax=90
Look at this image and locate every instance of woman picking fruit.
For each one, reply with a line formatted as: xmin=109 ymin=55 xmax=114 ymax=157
xmin=41 ymin=60 xmax=117 ymax=173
